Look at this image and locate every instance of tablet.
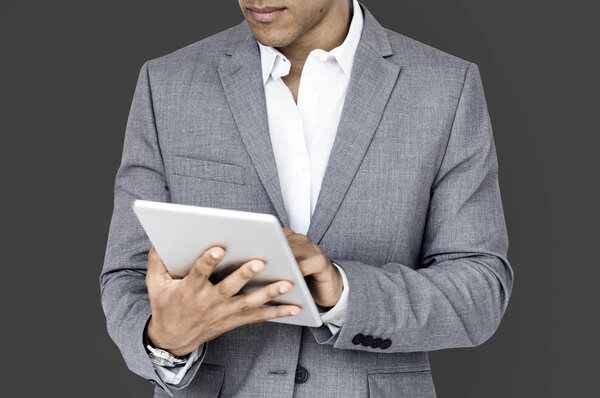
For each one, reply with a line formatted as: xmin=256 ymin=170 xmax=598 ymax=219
xmin=132 ymin=199 xmax=323 ymax=327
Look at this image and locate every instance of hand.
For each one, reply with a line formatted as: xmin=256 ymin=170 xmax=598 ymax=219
xmin=282 ymin=227 xmax=343 ymax=308
xmin=145 ymin=245 xmax=302 ymax=357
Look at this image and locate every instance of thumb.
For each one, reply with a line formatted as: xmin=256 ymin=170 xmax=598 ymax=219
xmin=147 ymin=246 xmax=173 ymax=282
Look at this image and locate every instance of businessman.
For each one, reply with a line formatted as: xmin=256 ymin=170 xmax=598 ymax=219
xmin=101 ymin=0 xmax=514 ymax=397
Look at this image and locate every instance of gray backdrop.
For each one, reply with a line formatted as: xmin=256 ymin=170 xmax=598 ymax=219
xmin=1 ymin=0 xmax=597 ymax=397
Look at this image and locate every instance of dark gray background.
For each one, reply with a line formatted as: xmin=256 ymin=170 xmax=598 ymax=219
xmin=1 ymin=0 xmax=598 ymax=396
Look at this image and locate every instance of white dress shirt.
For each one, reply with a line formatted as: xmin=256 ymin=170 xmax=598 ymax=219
xmin=153 ymin=0 xmax=363 ymax=386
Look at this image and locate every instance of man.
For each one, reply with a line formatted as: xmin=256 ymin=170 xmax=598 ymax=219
xmin=100 ymin=0 xmax=514 ymax=397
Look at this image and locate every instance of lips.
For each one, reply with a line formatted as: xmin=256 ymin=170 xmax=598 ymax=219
xmin=247 ymin=6 xmax=286 ymax=23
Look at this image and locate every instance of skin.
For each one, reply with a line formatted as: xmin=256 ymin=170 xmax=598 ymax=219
xmin=238 ymin=0 xmax=351 ymax=102
xmin=146 ymin=0 xmax=349 ymax=356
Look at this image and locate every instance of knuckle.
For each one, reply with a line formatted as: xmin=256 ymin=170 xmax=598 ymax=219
xmin=299 ymin=233 xmax=309 ymax=241
xmin=237 ymin=297 xmax=252 ymax=312
xmin=279 ymin=307 xmax=292 ymax=317
xmin=145 ymin=272 xmax=155 ymax=286
xmin=255 ymin=310 xmax=269 ymax=323
xmin=195 ymin=257 xmax=210 ymax=271
xmin=217 ymin=282 xmax=235 ymax=297
xmin=270 ymin=285 xmax=281 ymax=298
xmin=243 ymin=263 xmax=256 ymax=279
xmin=191 ymin=266 xmax=208 ymax=280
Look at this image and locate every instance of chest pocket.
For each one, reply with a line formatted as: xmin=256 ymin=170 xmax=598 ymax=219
xmin=171 ymin=155 xmax=246 ymax=186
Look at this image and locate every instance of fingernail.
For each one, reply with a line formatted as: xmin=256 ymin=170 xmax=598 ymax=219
xmin=290 ymin=309 xmax=299 ymax=315
xmin=279 ymin=284 xmax=289 ymax=294
xmin=211 ymin=248 xmax=223 ymax=259
xmin=251 ymin=261 xmax=262 ymax=272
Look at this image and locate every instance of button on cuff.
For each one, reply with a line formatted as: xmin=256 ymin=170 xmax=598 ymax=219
xmin=352 ymin=333 xmax=365 ymax=345
xmin=380 ymin=339 xmax=392 ymax=349
xmin=370 ymin=338 xmax=383 ymax=348
xmin=361 ymin=335 xmax=374 ymax=346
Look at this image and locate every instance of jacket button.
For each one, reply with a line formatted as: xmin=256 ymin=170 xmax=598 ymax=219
xmin=352 ymin=334 xmax=365 ymax=345
xmin=295 ymin=366 xmax=309 ymax=384
xmin=361 ymin=335 xmax=374 ymax=346
xmin=380 ymin=339 xmax=392 ymax=349
xmin=370 ymin=338 xmax=383 ymax=348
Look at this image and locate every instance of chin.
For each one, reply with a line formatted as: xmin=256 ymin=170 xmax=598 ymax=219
xmin=247 ymin=25 xmax=298 ymax=48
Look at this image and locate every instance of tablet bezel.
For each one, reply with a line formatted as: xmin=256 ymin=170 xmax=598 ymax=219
xmin=132 ymin=199 xmax=323 ymax=327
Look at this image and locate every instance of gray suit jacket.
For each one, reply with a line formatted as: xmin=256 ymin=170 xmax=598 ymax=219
xmin=100 ymin=2 xmax=514 ymax=397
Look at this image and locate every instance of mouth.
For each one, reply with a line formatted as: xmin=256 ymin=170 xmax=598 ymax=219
xmin=246 ymin=6 xmax=286 ymax=23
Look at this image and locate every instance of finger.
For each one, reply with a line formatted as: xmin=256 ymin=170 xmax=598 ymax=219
xmin=233 ymin=304 xmax=303 ymax=327
xmin=147 ymin=246 xmax=172 ymax=281
xmin=230 ymin=280 xmax=294 ymax=312
xmin=296 ymin=255 xmax=329 ymax=277
xmin=183 ymin=246 xmax=225 ymax=288
xmin=287 ymin=231 xmax=311 ymax=243
xmin=282 ymin=227 xmax=295 ymax=238
xmin=288 ymin=240 xmax=314 ymax=263
xmin=215 ymin=259 xmax=266 ymax=297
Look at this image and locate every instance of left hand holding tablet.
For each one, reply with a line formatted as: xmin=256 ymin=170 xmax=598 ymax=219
xmin=282 ymin=227 xmax=343 ymax=308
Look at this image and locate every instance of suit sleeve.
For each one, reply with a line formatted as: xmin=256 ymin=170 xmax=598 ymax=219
xmin=99 ymin=61 xmax=204 ymax=397
xmin=149 ymin=337 xmax=206 ymax=386
xmin=309 ymin=62 xmax=514 ymax=351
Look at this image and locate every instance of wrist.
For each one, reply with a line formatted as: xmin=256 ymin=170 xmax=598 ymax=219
xmin=146 ymin=316 xmax=192 ymax=357
xmin=331 ymin=263 xmax=343 ymax=303
xmin=317 ymin=262 xmax=343 ymax=308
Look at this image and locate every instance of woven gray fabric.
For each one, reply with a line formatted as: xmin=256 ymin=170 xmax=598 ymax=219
xmin=100 ymin=2 xmax=513 ymax=397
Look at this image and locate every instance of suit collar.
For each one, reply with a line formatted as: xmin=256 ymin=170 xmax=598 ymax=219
xmin=218 ymin=2 xmax=401 ymax=243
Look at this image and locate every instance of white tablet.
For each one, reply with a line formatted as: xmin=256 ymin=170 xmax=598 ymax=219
xmin=132 ymin=199 xmax=323 ymax=327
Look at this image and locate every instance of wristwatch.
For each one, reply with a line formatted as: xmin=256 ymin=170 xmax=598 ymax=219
xmin=146 ymin=344 xmax=189 ymax=367
xmin=143 ymin=324 xmax=189 ymax=367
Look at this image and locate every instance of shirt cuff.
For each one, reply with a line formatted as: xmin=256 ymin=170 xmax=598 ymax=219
xmin=151 ymin=343 xmax=206 ymax=386
xmin=318 ymin=262 xmax=349 ymax=334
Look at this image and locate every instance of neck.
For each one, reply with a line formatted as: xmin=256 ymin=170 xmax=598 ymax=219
xmin=276 ymin=0 xmax=351 ymax=77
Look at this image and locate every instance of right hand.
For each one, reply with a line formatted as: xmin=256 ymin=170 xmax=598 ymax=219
xmin=145 ymin=245 xmax=301 ymax=357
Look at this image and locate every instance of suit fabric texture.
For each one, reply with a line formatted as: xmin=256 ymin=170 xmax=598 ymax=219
xmin=100 ymin=2 xmax=514 ymax=397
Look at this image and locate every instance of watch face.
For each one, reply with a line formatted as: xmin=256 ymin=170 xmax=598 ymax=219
xmin=149 ymin=355 xmax=174 ymax=367
xmin=151 ymin=347 xmax=171 ymax=359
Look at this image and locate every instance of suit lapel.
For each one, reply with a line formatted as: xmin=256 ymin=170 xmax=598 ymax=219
xmin=217 ymin=3 xmax=401 ymax=242
xmin=218 ymin=26 xmax=290 ymax=227
xmin=306 ymin=4 xmax=402 ymax=244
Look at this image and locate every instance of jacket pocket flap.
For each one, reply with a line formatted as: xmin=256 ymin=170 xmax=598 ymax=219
xmin=172 ymin=156 xmax=245 ymax=186
xmin=367 ymin=366 xmax=435 ymax=398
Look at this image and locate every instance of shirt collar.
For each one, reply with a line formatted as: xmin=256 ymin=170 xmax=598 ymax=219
xmin=257 ymin=0 xmax=364 ymax=84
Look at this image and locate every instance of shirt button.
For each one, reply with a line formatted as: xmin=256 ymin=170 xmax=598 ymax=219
xmin=331 ymin=317 xmax=341 ymax=323
xmin=317 ymin=53 xmax=328 ymax=62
